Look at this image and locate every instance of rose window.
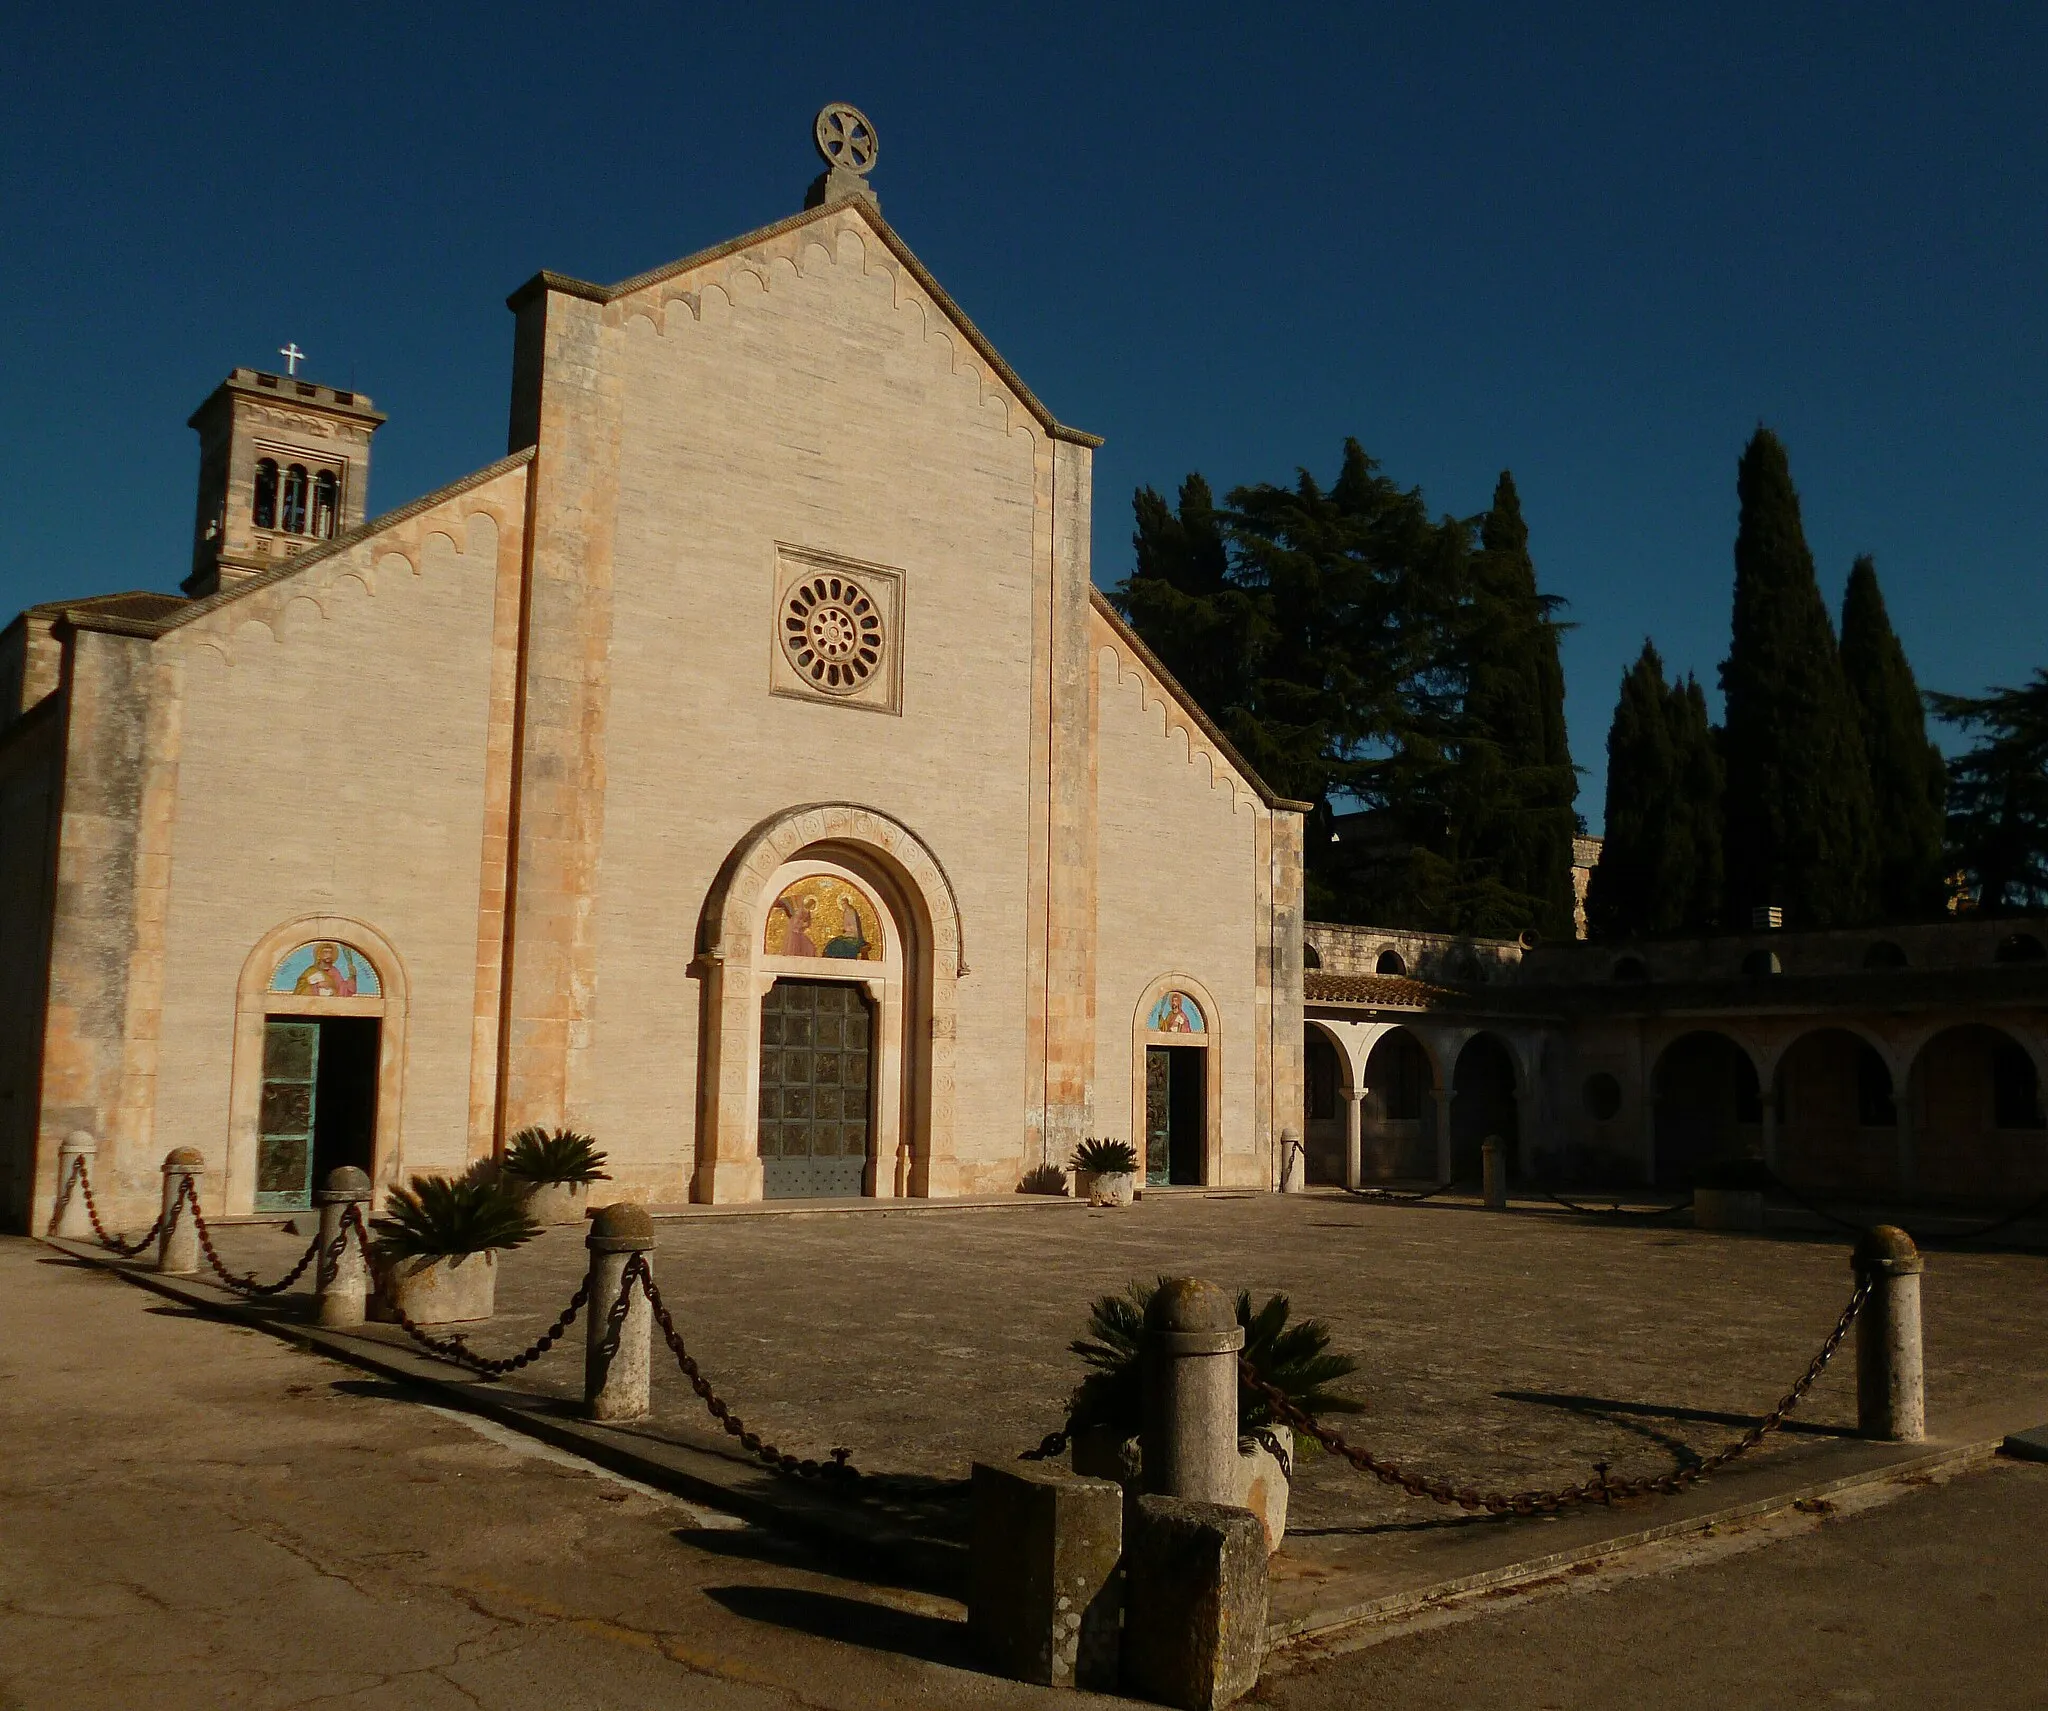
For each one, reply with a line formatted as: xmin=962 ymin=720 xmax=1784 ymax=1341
xmin=781 ymin=574 xmax=884 ymax=694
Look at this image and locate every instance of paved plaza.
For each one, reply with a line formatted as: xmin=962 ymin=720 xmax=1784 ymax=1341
xmin=196 ymin=1190 xmax=2048 ymax=1534
xmin=8 ymin=1197 xmax=2048 ymax=1710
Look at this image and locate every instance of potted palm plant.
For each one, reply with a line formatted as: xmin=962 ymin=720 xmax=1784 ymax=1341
xmin=1062 ymin=1278 xmax=1363 ymax=1551
xmin=1070 ymin=1136 xmax=1140 ymax=1207
xmin=499 ymin=1126 xmax=610 ymax=1225
xmin=368 ymin=1174 xmax=540 ymax=1325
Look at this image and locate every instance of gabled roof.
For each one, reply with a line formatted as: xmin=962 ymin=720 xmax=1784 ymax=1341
xmin=506 ymin=196 xmax=1103 ymax=450
xmin=1090 ymin=588 xmax=1313 ymax=816
xmin=56 ymin=449 xmax=535 ymax=640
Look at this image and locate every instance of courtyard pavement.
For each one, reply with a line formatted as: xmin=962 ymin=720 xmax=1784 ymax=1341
xmin=16 ymin=1195 xmax=2048 ymax=1706
xmin=192 ymin=1192 xmax=2048 ymax=1553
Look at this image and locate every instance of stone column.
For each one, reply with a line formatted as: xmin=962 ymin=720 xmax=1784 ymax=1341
xmin=1760 ymin=1091 xmax=1779 ymax=1173
xmin=1432 ymin=1088 xmax=1456 ymax=1185
xmin=157 ymin=1148 xmax=204 ymax=1275
xmin=1141 ymin=1278 xmax=1244 ymax=1506
xmin=1515 ymin=1085 xmax=1540 ymax=1178
xmin=315 ymin=1166 xmax=374 ymax=1328
xmin=585 ymin=1203 xmax=656 ymax=1422
xmin=1482 ymin=1138 xmax=1507 ymax=1210
xmin=1342 ymin=1089 xmax=1364 ymax=1190
xmin=1853 ymin=1226 xmax=1925 ymax=1443
xmin=1895 ymin=1075 xmax=1917 ymax=1199
xmin=51 ymin=1132 xmax=97 ymax=1239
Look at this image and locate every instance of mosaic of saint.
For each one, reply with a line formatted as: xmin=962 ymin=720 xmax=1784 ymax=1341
xmin=764 ymin=877 xmax=883 ymax=962
xmin=270 ymin=940 xmax=381 ymax=998
xmin=1147 ymin=991 xmax=1205 ymax=1033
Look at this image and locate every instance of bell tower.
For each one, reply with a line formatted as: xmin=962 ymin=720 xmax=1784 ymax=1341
xmin=185 ymin=364 xmax=386 ymax=598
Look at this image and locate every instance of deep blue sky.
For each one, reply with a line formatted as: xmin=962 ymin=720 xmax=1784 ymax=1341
xmin=5 ymin=5 xmax=2043 ymax=826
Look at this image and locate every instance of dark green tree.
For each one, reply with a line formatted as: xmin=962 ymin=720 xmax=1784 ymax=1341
xmin=1930 ymin=671 xmax=2048 ymax=913
xmin=1119 ymin=475 xmax=1261 ymax=736
xmin=1453 ymin=472 xmax=1579 ymax=940
xmin=1718 ymin=429 xmax=1876 ymax=926
xmin=1839 ymin=555 xmax=1947 ymax=920
xmin=1586 ymin=644 xmax=1723 ymax=939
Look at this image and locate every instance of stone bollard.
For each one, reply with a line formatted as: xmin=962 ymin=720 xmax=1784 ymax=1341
xmin=1853 ymin=1225 xmax=1925 ymax=1443
xmin=585 ymin=1203 xmax=656 ymax=1422
xmin=968 ymin=1461 xmax=1123 ymax=1690
xmin=314 ymin=1166 xmax=374 ymax=1328
xmin=1141 ymin=1278 xmax=1244 ymax=1506
xmin=157 ymin=1148 xmax=205 ymax=1274
xmin=1278 ymin=1128 xmax=1305 ymax=1195
xmin=1122 ymin=1495 xmax=1268 ymax=1710
xmin=52 ymin=1132 xmax=97 ymax=1239
xmin=1482 ymin=1136 xmax=1507 ymax=1210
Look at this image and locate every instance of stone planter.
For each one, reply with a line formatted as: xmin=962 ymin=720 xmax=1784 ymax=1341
xmin=376 ymin=1250 xmax=498 ymax=1325
xmin=517 ymin=1179 xmax=593 ymax=1226
xmin=1235 ymin=1424 xmax=1292 ymax=1554
xmin=1078 ymin=1170 xmax=1137 ymax=1208
xmin=1693 ymin=1187 xmax=1766 ymax=1232
xmin=1070 ymin=1423 xmax=1141 ymax=1487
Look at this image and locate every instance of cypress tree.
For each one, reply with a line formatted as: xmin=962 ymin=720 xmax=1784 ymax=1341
xmin=1457 ymin=472 xmax=1580 ymax=941
xmin=1666 ymin=672 xmax=1725 ymax=931
xmin=1120 ymin=474 xmax=1259 ymax=726
xmin=1719 ymin=429 xmax=1876 ymax=927
xmin=1840 ymin=555 xmax=1946 ymax=920
xmin=1587 ymin=645 xmax=1724 ymax=939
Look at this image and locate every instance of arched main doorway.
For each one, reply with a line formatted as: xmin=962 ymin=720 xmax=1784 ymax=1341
xmin=693 ymin=804 xmax=964 ymax=1204
xmin=227 ymin=917 xmax=407 ymax=1214
xmin=1451 ymin=1033 xmax=1518 ymax=1185
xmin=1651 ymin=1030 xmax=1761 ymax=1188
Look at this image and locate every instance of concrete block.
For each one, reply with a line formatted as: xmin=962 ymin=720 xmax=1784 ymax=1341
xmin=2003 ymin=1425 xmax=2048 ymax=1463
xmin=968 ymin=1461 xmax=1122 ymax=1690
xmin=1122 ymin=1494 xmax=1267 ymax=1710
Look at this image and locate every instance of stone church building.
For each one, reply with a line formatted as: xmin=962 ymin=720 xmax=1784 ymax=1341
xmin=0 ymin=111 xmax=1308 ymax=1233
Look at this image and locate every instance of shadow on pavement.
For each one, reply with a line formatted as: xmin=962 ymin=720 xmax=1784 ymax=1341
xmin=703 ymin=1584 xmax=974 ymax=1669
xmin=1497 ymin=1388 xmax=1859 ymax=1441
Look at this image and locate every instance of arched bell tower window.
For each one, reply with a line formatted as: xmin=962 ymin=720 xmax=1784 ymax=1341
xmin=280 ymin=464 xmax=309 ymax=534
xmin=252 ymin=459 xmax=278 ymax=529
xmin=312 ymin=470 xmax=339 ymax=539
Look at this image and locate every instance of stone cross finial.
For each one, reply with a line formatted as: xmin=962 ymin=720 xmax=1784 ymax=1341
xmin=279 ymin=343 xmax=305 ymax=376
xmin=806 ymin=103 xmax=880 ymax=212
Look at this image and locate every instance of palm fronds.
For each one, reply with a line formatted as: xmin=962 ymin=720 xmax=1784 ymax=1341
xmin=1063 ymin=1277 xmax=1363 ymax=1450
xmin=500 ymin=1126 xmax=610 ymax=1184
xmin=369 ymin=1174 xmax=541 ymax=1260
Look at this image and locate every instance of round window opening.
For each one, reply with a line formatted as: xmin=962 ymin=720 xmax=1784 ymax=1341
xmin=782 ymin=575 xmax=884 ymax=695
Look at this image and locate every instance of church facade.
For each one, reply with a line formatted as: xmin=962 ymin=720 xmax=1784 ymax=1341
xmin=0 ymin=120 xmax=1307 ymax=1233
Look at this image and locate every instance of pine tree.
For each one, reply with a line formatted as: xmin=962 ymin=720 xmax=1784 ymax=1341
xmin=1839 ymin=556 xmax=1946 ymax=920
xmin=1120 ymin=474 xmax=1260 ymax=729
xmin=1719 ymin=429 xmax=1876 ymax=927
xmin=1454 ymin=472 xmax=1580 ymax=941
xmin=1586 ymin=645 xmax=1724 ymax=938
xmin=1930 ymin=671 xmax=2048 ymax=913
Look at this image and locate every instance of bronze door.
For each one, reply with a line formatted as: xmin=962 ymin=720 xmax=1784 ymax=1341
xmin=759 ymin=979 xmax=874 ymax=1198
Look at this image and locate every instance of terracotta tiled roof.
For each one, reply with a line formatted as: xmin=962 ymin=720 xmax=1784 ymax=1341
xmin=1304 ymin=971 xmax=1462 ymax=1008
xmin=31 ymin=590 xmax=189 ymax=624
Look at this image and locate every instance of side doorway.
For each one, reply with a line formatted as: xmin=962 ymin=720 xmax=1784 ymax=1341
xmin=256 ymin=1015 xmax=380 ymax=1213
xmin=1144 ymin=1044 xmax=1207 ymax=1186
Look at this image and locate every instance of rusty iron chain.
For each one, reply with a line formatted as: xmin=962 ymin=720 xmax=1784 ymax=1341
xmin=626 ymin=1254 xmax=857 ymax=1483
xmin=67 ymin=1155 xmax=169 ymax=1257
xmin=183 ymin=1178 xmax=327 ymax=1297
xmin=1240 ymin=1277 xmax=1869 ymax=1515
